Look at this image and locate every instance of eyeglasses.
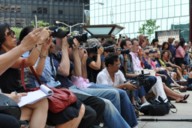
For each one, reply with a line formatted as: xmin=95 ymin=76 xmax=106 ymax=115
xmin=6 ymin=30 xmax=15 ymax=38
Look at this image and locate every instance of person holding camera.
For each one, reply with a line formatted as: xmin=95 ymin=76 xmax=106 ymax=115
xmin=119 ymin=39 xmax=149 ymax=108
xmin=0 ymin=23 xmax=49 ymax=128
xmin=86 ymin=38 xmax=104 ymax=83
xmin=52 ymin=35 xmax=136 ymax=128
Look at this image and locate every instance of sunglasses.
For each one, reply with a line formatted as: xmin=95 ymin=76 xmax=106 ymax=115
xmin=6 ymin=30 xmax=15 ymax=38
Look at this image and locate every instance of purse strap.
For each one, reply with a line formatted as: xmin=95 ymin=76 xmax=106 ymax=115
xmin=29 ymin=66 xmax=42 ymax=85
xmin=21 ymin=59 xmax=27 ymax=91
xmin=20 ymin=59 xmax=41 ymax=91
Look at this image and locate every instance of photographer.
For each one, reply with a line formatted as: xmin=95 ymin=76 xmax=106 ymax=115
xmin=120 ymin=39 xmax=149 ymax=107
xmin=86 ymin=38 xmax=104 ymax=83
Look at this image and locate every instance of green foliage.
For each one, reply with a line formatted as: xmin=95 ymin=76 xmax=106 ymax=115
xmin=138 ymin=19 xmax=160 ymax=38
xmin=31 ymin=20 xmax=50 ymax=27
xmin=11 ymin=27 xmax=22 ymax=39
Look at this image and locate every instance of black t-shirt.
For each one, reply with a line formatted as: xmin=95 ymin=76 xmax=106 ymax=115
xmin=86 ymin=56 xmax=101 ymax=83
xmin=0 ymin=52 xmax=25 ymax=93
xmin=0 ymin=65 xmax=24 ymax=93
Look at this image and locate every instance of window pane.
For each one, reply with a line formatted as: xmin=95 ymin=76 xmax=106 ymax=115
xmin=146 ymin=9 xmax=151 ymax=19
xmin=136 ymin=11 xmax=140 ymax=21
xmin=169 ymin=0 xmax=175 ymax=6
xmin=151 ymin=0 xmax=157 ymax=8
xmin=169 ymin=6 xmax=174 ymax=17
xmin=151 ymin=8 xmax=156 ymax=19
xmin=162 ymin=7 xmax=168 ymax=18
xmin=157 ymin=8 xmax=162 ymax=18
xmin=181 ymin=0 xmax=189 ymax=4
xmin=146 ymin=1 xmax=151 ymax=9
xmin=140 ymin=1 xmax=145 ymax=10
xmin=174 ymin=5 xmax=181 ymax=16
xmin=181 ymin=4 xmax=189 ymax=16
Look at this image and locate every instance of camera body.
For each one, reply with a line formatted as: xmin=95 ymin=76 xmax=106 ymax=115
xmin=120 ymin=49 xmax=130 ymax=54
xmin=49 ymin=26 xmax=69 ymax=38
xmin=103 ymin=45 xmax=115 ymax=53
xmin=67 ymin=33 xmax=88 ymax=47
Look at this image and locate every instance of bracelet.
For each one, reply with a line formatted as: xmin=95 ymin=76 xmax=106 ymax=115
xmin=40 ymin=54 xmax=47 ymax=58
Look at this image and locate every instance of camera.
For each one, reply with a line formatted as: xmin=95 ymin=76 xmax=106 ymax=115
xmin=103 ymin=45 xmax=115 ymax=53
xmin=67 ymin=33 xmax=88 ymax=47
xmin=120 ymin=49 xmax=130 ymax=54
xmin=85 ymin=44 xmax=99 ymax=54
xmin=49 ymin=26 xmax=69 ymax=38
xmin=86 ymin=45 xmax=115 ymax=54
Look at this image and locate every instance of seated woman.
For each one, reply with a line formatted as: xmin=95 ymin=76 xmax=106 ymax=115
xmin=0 ymin=23 xmax=49 ymax=128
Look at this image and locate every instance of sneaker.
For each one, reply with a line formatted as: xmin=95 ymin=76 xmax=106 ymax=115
xmin=180 ymin=78 xmax=187 ymax=82
xmin=140 ymin=101 xmax=150 ymax=108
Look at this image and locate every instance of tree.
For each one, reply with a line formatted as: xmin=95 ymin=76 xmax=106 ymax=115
xmin=138 ymin=19 xmax=160 ymax=39
xmin=11 ymin=27 xmax=22 ymax=39
xmin=31 ymin=20 xmax=50 ymax=27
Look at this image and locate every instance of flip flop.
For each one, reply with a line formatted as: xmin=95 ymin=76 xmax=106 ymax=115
xmin=175 ymin=100 xmax=187 ymax=103
xmin=183 ymin=94 xmax=190 ymax=101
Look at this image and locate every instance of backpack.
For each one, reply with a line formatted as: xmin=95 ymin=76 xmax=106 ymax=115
xmin=140 ymin=96 xmax=176 ymax=116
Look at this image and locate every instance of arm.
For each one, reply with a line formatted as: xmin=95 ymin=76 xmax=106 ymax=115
xmin=10 ymin=28 xmax=51 ymax=68
xmin=88 ymin=47 xmax=103 ymax=70
xmin=35 ymin=37 xmax=52 ymax=76
xmin=72 ymin=38 xmax=82 ymax=76
xmin=81 ymin=50 xmax=88 ymax=78
xmin=57 ymin=37 xmax=70 ymax=76
xmin=0 ymin=28 xmax=44 ymax=74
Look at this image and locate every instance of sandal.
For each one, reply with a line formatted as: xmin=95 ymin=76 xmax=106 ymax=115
xmin=175 ymin=100 xmax=187 ymax=103
xmin=183 ymin=94 xmax=190 ymax=101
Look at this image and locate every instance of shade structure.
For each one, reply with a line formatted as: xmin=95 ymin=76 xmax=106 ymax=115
xmin=83 ymin=24 xmax=124 ymax=38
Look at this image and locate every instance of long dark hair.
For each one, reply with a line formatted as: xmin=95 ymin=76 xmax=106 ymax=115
xmin=18 ymin=26 xmax=34 ymax=45
xmin=0 ymin=23 xmax=11 ymax=48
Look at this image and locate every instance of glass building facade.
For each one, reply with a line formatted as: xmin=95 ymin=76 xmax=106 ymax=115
xmin=0 ymin=0 xmax=88 ymax=31
xmin=90 ymin=0 xmax=189 ymax=41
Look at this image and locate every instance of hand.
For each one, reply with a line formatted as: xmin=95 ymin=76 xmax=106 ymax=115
xmin=72 ymin=38 xmax=80 ymax=50
xmin=20 ymin=28 xmax=44 ymax=51
xmin=82 ymin=49 xmax=88 ymax=65
xmin=38 ymin=28 xmax=51 ymax=43
xmin=61 ymin=36 xmax=69 ymax=48
xmin=8 ymin=92 xmax=27 ymax=103
xmin=42 ymin=37 xmax=52 ymax=51
xmin=97 ymin=47 xmax=104 ymax=55
xmin=125 ymin=82 xmax=138 ymax=90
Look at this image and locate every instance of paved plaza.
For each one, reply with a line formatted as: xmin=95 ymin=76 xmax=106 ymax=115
xmin=138 ymin=91 xmax=192 ymax=128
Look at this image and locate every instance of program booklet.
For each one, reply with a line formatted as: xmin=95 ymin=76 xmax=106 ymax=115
xmin=18 ymin=84 xmax=53 ymax=107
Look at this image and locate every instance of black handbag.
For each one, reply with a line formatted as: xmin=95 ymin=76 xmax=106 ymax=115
xmin=0 ymin=93 xmax=21 ymax=120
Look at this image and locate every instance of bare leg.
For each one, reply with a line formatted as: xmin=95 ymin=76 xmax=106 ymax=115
xmin=24 ymin=99 xmax=48 ymax=128
xmin=163 ymin=84 xmax=184 ymax=101
xmin=56 ymin=104 xmax=85 ymax=128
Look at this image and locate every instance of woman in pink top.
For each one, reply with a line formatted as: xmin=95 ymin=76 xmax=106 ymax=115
xmin=175 ymin=38 xmax=185 ymax=66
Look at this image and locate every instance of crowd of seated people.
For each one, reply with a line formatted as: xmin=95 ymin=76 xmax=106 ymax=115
xmin=0 ymin=22 xmax=191 ymax=128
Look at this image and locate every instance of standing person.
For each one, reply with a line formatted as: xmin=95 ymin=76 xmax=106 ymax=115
xmin=0 ymin=23 xmax=49 ymax=128
xmin=175 ymin=38 xmax=186 ymax=66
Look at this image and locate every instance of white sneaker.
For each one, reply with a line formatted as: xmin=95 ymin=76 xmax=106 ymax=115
xmin=140 ymin=101 xmax=150 ymax=108
xmin=180 ymin=78 xmax=187 ymax=82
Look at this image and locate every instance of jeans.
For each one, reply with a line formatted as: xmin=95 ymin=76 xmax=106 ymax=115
xmin=88 ymin=83 xmax=138 ymax=128
xmin=69 ymin=85 xmax=131 ymax=128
